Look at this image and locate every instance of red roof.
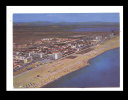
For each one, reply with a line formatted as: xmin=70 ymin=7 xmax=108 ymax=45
xmin=13 ymin=63 xmax=18 ymax=67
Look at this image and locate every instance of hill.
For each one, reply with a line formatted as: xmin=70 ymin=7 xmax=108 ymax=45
xmin=13 ymin=21 xmax=119 ymax=27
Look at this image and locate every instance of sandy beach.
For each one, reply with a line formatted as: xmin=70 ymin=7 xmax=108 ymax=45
xmin=13 ymin=35 xmax=120 ymax=88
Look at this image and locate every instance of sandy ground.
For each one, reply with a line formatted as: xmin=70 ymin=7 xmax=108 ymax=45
xmin=13 ymin=35 xmax=120 ymax=88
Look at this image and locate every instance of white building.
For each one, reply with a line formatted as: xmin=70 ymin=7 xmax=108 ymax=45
xmin=13 ymin=52 xmax=20 ymax=55
xmin=77 ymin=48 xmax=80 ymax=52
xmin=52 ymin=52 xmax=62 ymax=60
xmin=41 ymin=38 xmax=53 ymax=41
xmin=71 ymin=45 xmax=76 ymax=49
xmin=68 ymin=43 xmax=71 ymax=46
xmin=24 ymin=56 xmax=33 ymax=63
xmin=40 ymin=53 xmax=45 ymax=58
xmin=96 ymin=36 xmax=102 ymax=40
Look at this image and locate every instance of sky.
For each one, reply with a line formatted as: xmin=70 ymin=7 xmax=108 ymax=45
xmin=13 ymin=13 xmax=119 ymax=22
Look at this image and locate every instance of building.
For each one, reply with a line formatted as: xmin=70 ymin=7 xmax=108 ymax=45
xmin=47 ymin=54 xmax=53 ymax=59
xmin=29 ymin=52 xmax=45 ymax=58
xmin=41 ymin=38 xmax=53 ymax=41
xmin=71 ymin=45 xmax=76 ymax=49
xmin=77 ymin=48 xmax=80 ymax=52
xmin=24 ymin=56 xmax=33 ymax=63
xmin=13 ymin=63 xmax=18 ymax=68
xmin=14 ymin=55 xmax=25 ymax=60
xmin=52 ymin=52 xmax=62 ymax=60
xmin=55 ymin=53 xmax=62 ymax=60
xmin=90 ymin=40 xmax=100 ymax=45
xmin=39 ymin=53 xmax=45 ymax=58
xmin=110 ymin=33 xmax=115 ymax=38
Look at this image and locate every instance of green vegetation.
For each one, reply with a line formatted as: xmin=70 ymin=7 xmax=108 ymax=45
xmin=13 ymin=21 xmax=119 ymax=44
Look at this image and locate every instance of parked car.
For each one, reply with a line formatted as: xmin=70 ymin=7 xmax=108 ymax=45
xmin=26 ymin=67 xmax=32 ymax=70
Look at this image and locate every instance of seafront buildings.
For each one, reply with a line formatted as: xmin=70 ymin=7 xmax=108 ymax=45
xmin=13 ymin=33 xmax=115 ymax=71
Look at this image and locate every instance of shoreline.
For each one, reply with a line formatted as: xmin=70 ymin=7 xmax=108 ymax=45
xmin=42 ymin=47 xmax=119 ymax=88
xmin=13 ymin=35 xmax=120 ymax=88
xmin=42 ymin=47 xmax=120 ymax=88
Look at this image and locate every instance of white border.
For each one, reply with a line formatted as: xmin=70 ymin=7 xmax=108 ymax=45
xmin=6 ymin=6 xmax=123 ymax=91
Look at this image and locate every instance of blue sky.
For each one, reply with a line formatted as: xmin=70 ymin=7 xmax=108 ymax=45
xmin=13 ymin=13 xmax=119 ymax=22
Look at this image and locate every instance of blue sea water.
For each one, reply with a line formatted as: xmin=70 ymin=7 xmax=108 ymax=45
xmin=71 ymin=27 xmax=119 ymax=32
xmin=42 ymin=47 xmax=120 ymax=88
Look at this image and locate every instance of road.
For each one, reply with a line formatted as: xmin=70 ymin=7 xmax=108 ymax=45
xmin=13 ymin=57 xmax=55 ymax=71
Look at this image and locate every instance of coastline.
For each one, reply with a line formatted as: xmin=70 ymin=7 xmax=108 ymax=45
xmin=42 ymin=47 xmax=120 ymax=88
xmin=13 ymin=35 xmax=120 ymax=88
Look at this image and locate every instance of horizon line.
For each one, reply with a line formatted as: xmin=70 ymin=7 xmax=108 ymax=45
xmin=13 ymin=21 xmax=120 ymax=23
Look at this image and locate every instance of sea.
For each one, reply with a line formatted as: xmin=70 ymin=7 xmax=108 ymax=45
xmin=42 ymin=47 xmax=120 ymax=88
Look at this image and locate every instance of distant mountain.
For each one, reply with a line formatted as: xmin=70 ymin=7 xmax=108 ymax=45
xmin=13 ymin=21 xmax=119 ymax=26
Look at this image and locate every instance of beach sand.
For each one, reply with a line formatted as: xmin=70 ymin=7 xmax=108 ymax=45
xmin=13 ymin=35 xmax=120 ymax=88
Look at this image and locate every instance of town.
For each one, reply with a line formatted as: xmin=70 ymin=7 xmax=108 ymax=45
xmin=13 ymin=32 xmax=115 ymax=73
